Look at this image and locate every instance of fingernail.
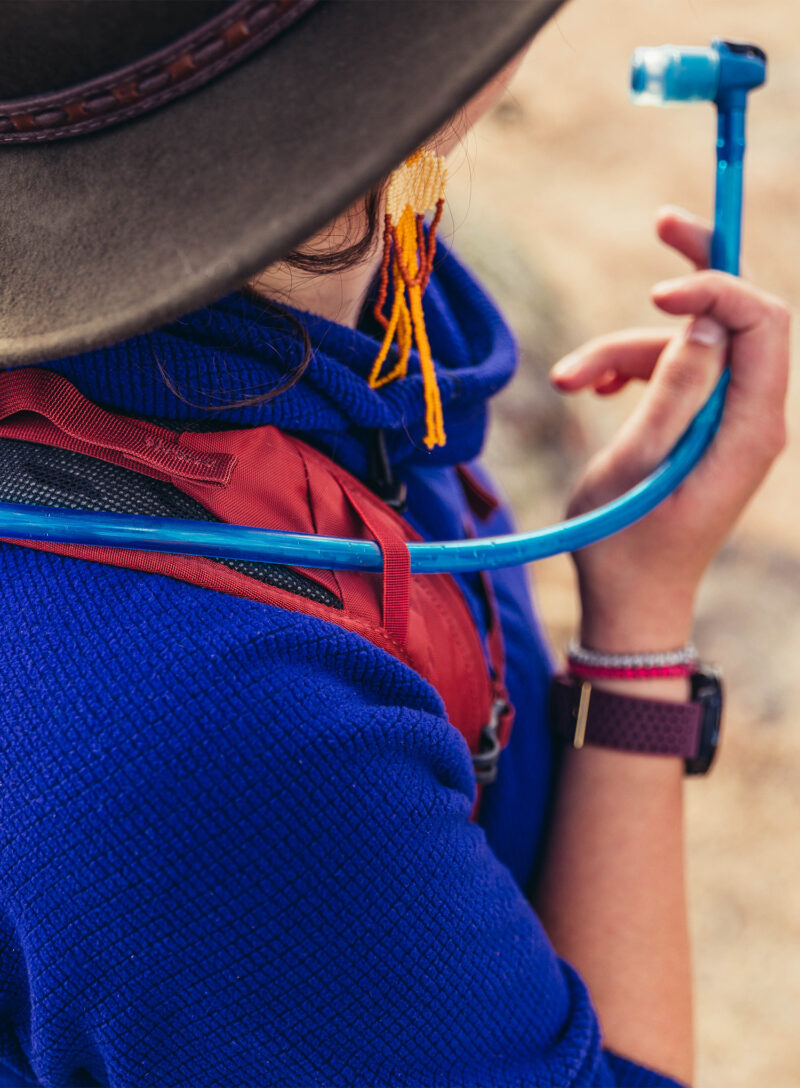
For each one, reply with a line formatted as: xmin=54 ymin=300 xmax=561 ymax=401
xmin=685 ymin=316 xmax=726 ymax=347
xmin=652 ymin=276 xmax=686 ymax=295
xmin=551 ymin=352 xmax=582 ymax=380
xmin=659 ymin=203 xmax=694 ymax=221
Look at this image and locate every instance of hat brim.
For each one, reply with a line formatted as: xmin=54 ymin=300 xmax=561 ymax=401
xmin=0 ymin=0 xmax=566 ymax=366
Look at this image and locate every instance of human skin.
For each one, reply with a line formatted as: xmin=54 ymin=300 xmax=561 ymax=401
xmin=252 ymin=58 xmax=791 ymax=1086
xmin=539 ymin=212 xmax=789 ymax=1081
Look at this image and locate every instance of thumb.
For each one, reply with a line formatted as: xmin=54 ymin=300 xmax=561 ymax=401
xmin=612 ymin=316 xmax=728 ymax=478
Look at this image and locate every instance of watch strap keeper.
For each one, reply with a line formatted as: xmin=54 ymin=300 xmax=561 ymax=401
xmin=550 ymin=674 xmax=703 ymax=760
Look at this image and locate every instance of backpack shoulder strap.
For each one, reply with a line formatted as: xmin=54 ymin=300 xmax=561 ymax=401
xmin=0 ymin=369 xmax=514 ymax=794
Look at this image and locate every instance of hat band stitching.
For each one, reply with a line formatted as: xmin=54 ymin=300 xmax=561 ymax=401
xmin=0 ymin=0 xmax=318 ymax=145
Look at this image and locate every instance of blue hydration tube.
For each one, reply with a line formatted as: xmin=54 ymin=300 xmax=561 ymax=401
xmin=0 ymin=40 xmax=766 ymax=575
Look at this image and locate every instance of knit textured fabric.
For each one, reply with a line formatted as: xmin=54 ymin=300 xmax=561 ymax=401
xmin=0 ymin=245 xmax=685 ymax=1088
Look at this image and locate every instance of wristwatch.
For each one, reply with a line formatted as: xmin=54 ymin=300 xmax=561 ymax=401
xmin=550 ymin=667 xmax=724 ymax=775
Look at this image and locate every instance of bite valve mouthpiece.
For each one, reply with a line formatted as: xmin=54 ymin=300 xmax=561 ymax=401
xmin=631 ymin=39 xmax=766 ymax=108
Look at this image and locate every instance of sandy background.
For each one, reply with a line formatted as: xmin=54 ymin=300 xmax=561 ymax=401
xmin=445 ymin=2 xmax=799 ymax=1085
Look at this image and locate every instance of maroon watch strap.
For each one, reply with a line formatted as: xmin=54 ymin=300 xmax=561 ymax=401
xmin=550 ymin=674 xmax=703 ymax=759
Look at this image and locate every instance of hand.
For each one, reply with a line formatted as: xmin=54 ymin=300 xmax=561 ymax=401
xmin=549 ymin=206 xmax=791 ymax=653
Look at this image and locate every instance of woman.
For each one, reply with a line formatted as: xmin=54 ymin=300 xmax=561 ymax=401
xmin=0 ymin=3 xmax=789 ymax=1086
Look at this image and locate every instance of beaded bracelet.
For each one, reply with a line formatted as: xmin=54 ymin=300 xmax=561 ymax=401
xmin=566 ymin=640 xmax=698 ymax=681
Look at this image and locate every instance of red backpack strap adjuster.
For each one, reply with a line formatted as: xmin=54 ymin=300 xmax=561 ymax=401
xmin=339 ymin=482 xmax=411 ymax=647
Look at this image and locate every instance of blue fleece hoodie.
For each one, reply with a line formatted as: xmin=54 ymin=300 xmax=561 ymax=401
xmin=0 ymin=247 xmax=684 ymax=1088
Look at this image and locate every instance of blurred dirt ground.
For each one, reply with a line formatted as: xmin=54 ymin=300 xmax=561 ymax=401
xmin=446 ymin=2 xmax=799 ymax=1085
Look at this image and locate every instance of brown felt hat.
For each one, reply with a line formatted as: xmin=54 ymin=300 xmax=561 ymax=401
xmin=0 ymin=0 xmax=568 ymax=367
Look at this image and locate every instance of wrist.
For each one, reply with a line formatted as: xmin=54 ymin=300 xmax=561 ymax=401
xmin=566 ymin=638 xmax=697 ymax=705
xmin=579 ymin=593 xmax=694 ymax=656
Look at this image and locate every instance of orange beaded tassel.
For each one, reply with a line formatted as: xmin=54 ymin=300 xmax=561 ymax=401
xmin=369 ymin=148 xmax=448 ymax=450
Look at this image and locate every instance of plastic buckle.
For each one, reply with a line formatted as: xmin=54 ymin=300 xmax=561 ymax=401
xmin=473 ymin=698 xmax=510 ymax=785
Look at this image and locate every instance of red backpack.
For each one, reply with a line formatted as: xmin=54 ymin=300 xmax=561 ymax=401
xmin=0 ymin=368 xmax=514 ymax=805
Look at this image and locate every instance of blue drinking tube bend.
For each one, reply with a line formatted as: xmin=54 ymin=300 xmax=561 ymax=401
xmin=0 ymin=40 xmax=767 ymax=574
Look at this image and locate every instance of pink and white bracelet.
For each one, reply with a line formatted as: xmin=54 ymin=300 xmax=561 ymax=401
xmin=566 ymin=640 xmax=699 ymax=681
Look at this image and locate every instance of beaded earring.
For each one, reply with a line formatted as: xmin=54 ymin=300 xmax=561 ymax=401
xmin=368 ymin=147 xmax=448 ymax=450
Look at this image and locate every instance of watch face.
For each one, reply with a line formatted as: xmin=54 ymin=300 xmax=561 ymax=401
xmin=685 ymin=667 xmax=724 ymax=775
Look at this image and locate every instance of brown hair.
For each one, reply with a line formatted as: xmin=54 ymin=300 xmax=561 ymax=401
xmin=153 ymin=186 xmax=385 ymax=412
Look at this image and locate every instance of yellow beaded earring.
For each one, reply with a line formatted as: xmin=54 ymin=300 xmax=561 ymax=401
xmin=368 ymin=147 xmax=448 ymax=450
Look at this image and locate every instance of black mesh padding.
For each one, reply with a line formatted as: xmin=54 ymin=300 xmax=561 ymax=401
xmin=0 ymin=438 xmax=342 ymax=609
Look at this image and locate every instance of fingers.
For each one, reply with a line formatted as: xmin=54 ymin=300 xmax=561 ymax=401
xmin=553 ymin=246 xmax=789 ymax=507
xmin=652 ymin=271 xmax=791 ymax=409
xmin=593 ymin=373 xmax=630 ymax=396
xmin=609 ymin=319 xmax=728 ymax=479
xmin=553 ymin=270 xmax=790 ymax=426
xmin=551 ymin=329 xmax=672 ymax=392
xmin=558 ymin=226 xmax=789 ymax=532
xmin=552 ymin=208 xmax=765 ymax=400
xmin=652 ymin=269 xmax=780 ymax=330
xmin=656 ymin=205 xmax=712 ymax=271
xmin=656 ymin=205 xmax=753 ymax=278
